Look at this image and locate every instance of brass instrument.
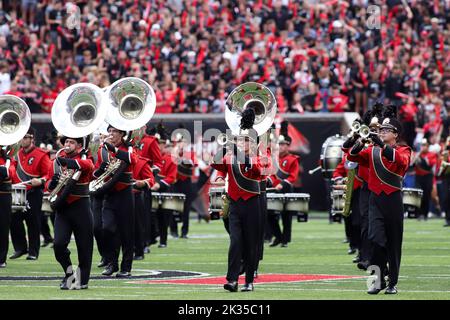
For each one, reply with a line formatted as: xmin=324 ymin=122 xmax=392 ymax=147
xmin=0 ymin=95 xmax=31 ymax=172
xmin=89 ymin=77 xmax=156 ymax=195
xmin=438 ymin=138 xmax=450 ymax=176
xmin=50 ymin=83 xmax=107 ymax=209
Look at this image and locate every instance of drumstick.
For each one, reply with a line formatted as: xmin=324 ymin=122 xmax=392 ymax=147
xmin=266 ymin=187 xmax=277 ymax=191
xmin=13 ymin=180 xmax=32 ymax=187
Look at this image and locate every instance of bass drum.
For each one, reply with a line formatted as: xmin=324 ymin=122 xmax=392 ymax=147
xmin=320 ymin=135 xmax=346 ymax=179
xmin=402 ymin=188 xmax=423 ymax=219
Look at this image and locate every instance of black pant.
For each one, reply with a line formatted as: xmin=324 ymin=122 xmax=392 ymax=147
xmin=0 ymin=193 xmax=11 ymax=264
xmin=227 ymin=197 xmax=262 ymax=284
xmin=10 ymin=189 xmax=43 ymax=257
xmin=346 ymin=188 xmax=361 ymax=251
xmin=368 ymin=191 xmax=404 ymax=287
xmin=53 ymin=198 xmax=93 ymax=286
xmin=359 ymin=183 xmax=372 ymax=262
xmin=40 ymin=213 xmax=54 ymax=243
xmin=102 ymin=187 xmax=135 ymax=272
xmin=446 ymin=178 xmax=450 ymax=223
xmin=143 ymin=189 xmax=155 ymax=246
xmin=157 ymin=209 xmax=172 ymax=245
xmin=134 ymin=192 xmax=145 ymax=256
xmin=416 ymin=174 xmax=433 ymax=219
xmin=173 ymin=179 xmax=194 ymax=236
xmin=91 ymin=195 xmax=106 ymax=260
xmin=267 ymin=185 xmax=293 ymax=244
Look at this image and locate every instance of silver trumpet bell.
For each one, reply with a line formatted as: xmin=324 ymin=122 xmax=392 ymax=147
xmin=0 ymin=95 xmax=31 ymax=146
xmin=225 ymin=82 xmax=277 ymax=136
xmin=51 ymin=83 xmax=107 ymax=138
xmin=103 ymin=77 xmax=156 ymax=132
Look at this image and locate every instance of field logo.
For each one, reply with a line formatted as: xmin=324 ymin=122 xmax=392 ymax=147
xmin=65 ymin=265 xmax=82 ymax=290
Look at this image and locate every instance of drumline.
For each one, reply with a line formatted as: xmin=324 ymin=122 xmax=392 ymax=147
xmin=208 ymin=187 xmax=310 ymax=222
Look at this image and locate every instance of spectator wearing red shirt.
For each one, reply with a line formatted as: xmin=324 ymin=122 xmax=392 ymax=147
xmin=327 ymin=85 xmax=349 ymax=112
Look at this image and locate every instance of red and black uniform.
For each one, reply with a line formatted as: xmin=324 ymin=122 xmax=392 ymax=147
xmin=92 ymin=142 xmax=137 ymax=275
xmin=346 ymin=143 xmax=411 ymax=288
xmin=267 ymin=152 xmax=300 ymax=246
xmin=414 ymin=150 xmax=437 ymax=220
xmin=0 ymin=153 xmax=17 ymax=265
xmin=172 ymin=147 xmax=196 ymax=238
xmin=46 ymin=150 xmax=94 ymax=287
xmin=211 ymin=152 xmax=269 ymax=286
xmin=137 ymin=134 xmax=163 ymax=248
xmin=155 ymin=152 xmax=177 ymax=246
xmin=438 ymin=147 xmax=450 ymax=225
xmin=332 ymin=154 xmax=362 ymax=256
xmin=11 ymin=146 xmax=51 ymax=259
xmin=132 ymin=155 xmax=154 ymax=258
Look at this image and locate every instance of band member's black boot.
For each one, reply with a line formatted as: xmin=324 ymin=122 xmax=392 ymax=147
xmin=224 ymin=281 xmax=238 ymax=292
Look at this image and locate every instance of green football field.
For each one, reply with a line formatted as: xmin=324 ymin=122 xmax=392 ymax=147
xmin=0 ymin=213 xmax=449 ymax=300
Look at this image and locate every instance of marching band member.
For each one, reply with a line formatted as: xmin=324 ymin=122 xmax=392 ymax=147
xmin=93 ymin=125 xmax=137 ymax=277
xmin=211 ymin=109 xmax=270 ymax=292
xmin=0 ymin=147 xmax=17 ymax=268
xmin=138 ymin=124 xmax=163 ymax=253
xmin=132 ymin=154 xmax=155 ymax=260
xmin=151 ymin=130 xmax=177 ymax=248
xmin=45 ymin=136 xmax=94 ymax=289
xmin=172 ymin=134 xmax=196 ymax=239
xmin=332 ymin=149 xmax=362 ymax=261
xmin=345 ymin=106 xmax=411 ymax=295
xmin=267 ymin=126 xmax=300 ymax=248
xmin=10 ymin=127 xmax=51 ymax=261
xmin=414 ymin=138 xmax=437 ymax=221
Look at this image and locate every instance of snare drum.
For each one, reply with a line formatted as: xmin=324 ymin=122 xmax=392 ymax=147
xmin=41 ymin=194 xmax=53 ymax=216
xmin=284 ymin=193 xmax=310 ymax=213
xmin=331 ymin=189 xmax=345 ymax=215
xmin=11 ymin=185 xmax=27 ymax=212
xmin=151 ymin=192 xmax=161 ymax=210
xmin=266 ymin=193 xmax=285 ymax=211
xmin=402 ymin=188 xmax=423 ymax=208
xmin=159 ymin=193 xmax=185 ymax=213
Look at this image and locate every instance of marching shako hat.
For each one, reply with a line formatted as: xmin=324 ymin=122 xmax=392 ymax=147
xmin=60 ymin=136 xmax=84 ymax=145
xmin=380 ymin=117 xmax=402 ymax=134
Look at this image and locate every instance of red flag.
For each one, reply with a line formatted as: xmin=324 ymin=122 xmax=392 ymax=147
xmin=196 ymin=47 xmax=205 ymax=67
xmin=47 ymin=43 xmax=55 ymax=63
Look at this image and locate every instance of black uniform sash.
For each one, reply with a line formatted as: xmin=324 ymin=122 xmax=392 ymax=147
xmin=276 ymin=168 xmax=289 ymax=180
xmin=230 ymin=157 xmax=260 ymax=194
xmin=100 ymin=146 xmax=109 ymax=163
xmin=15 ymin=154 xmax=39 ymax=181
xmin=372 ymin=146 xmax=402 ymax=190
xmin=177 ymin=163 xmax=193 ymax=177
xmin=71 ymin=183 xmax=89 ymax=197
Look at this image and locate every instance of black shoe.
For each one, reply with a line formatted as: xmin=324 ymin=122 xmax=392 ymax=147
xmin=385 ymin=286 xmax=398 ymax=294
xmin=79 ymin=285 xmax=88 ymax=290
xmin=357 ymin=260 xmax=369 ymax=271
xmin=0 ymin=262 xmax=6 ymax=268
xmin=158 ymin=244 xmax=167 ymax=248
xmin=223 ymin=281 xmax=238 ymax=292
xmin=102 ymin=264 xmax=119 ymax=276
xmin=352 ymin=255 xmax=361 ymax=263
xmin=170 ymin=232 xmax=179 ymax=238
xmin=241 ymin=283 xmax=254 ymax=292
xmin=269 ymin=239 xmax=281 ymax=247
xmin=444 ymin=222 xmax=450 ymax=227
xmin=347 ymin=248 xmax=356 ymax=255
xmin=97 ymin=259 xmax=107 ymax=268
xmin=41 ymin=239 xmax=53 ymax=247
xmin=133 ymin=255 xmax=144 ymax=261
xmin=143 ymin=246 xmax=151 ymax=254
xmin=116 ymin=271 xmax=131 ymax=278
xmin=281 ymin=243 xmax=288 ymax=248
xmin=26 ymin=255 xmax=37 ymax=261
xmin=342 ymin=238 xmax=349 ymax=243
xmin=180 ymin=234 xmax=188 ymax=239
xmin=9 ymin=251 xmax=27 ymax=259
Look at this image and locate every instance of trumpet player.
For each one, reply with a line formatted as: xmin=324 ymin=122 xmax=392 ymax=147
xmin=344 ymin=107 xmax=412 ymax=295
xmin=0 ymin=147 xmax=17 ymax=268
xmin=93 ymin=125 xmax=137 ymax=277
xmin=414 ymin=138 xmax=438 ymax=221
xmin=10 ymin=127 xmax=51 ymax=261
xmin=45 ymin=136 xmax=94 ymax=290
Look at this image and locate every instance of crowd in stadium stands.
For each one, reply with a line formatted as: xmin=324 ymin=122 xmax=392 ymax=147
xmin=0 ymin=0 xmax=449 ymax=142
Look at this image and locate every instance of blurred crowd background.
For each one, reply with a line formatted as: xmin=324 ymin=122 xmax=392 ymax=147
xmin=0 ymin=0 xmax=449 ymax=147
